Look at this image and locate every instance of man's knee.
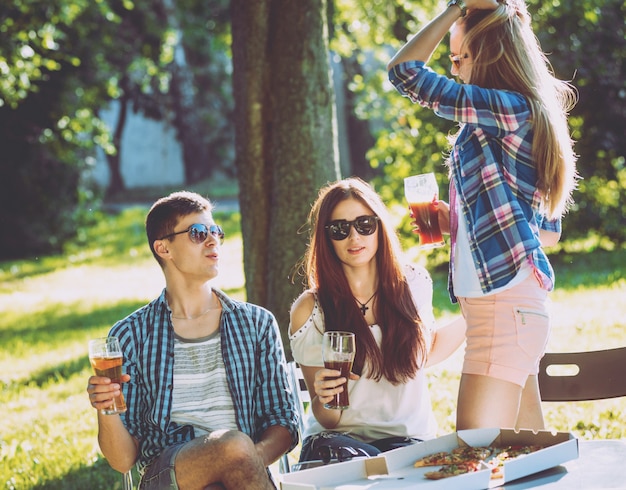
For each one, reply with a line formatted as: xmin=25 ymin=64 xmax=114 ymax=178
xmin=203 ymin=430 xmax=259 ymax=465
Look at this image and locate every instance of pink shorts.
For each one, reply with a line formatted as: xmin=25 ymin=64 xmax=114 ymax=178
xmin=458 ymin=274 xmax=551 ymax=387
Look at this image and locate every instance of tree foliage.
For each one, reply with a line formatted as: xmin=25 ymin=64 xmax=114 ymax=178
xmin=331 ymin=0 xmax=625 ymax=248
xmin=530 ymin=0 xmax=626 ymax=245
xmin=0 ymin=0 xmax=623 ymax=263
xmin=170 ymin=0 xmax=234 ymax=183
xmin=0 ymin=0 xmax=169 ymax=258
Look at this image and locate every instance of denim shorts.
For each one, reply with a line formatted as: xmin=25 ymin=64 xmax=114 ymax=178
xmin=139 ymin=442 xmax=185 ymax=490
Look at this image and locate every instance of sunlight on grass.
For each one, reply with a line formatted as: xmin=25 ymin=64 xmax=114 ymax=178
xmin=0 ymin=205 xmax=624 ymax=489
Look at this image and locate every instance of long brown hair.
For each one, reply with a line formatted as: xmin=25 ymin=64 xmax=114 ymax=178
xmin=459 ymin=0 xmax=578 ymax=219
xmin=300 ymin=177 xmax=426 ymax=384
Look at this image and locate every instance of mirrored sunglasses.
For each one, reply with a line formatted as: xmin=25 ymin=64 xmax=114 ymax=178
xmin=159 ymin=223 xmax=224 ymax=245
xmin=324 ymin=215 xmax=379 ymax=241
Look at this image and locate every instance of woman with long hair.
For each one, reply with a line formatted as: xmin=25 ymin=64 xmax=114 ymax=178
xmin=289 ymin=177 xmax=464 ymax=463
xmin=387 ymin=0 xmax=578 ymax=430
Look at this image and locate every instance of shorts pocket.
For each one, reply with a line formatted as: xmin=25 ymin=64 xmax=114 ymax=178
xmin=514 ymin=308 xmax=550 ymax=358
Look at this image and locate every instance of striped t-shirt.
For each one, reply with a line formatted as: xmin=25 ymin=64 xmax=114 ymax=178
xmin=170 ymin=331 xmax=238 ymax=435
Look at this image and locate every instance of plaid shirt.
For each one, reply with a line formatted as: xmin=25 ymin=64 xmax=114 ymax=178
xmin=110 ymin=288 xmax=299 ymax=475
xmin=389 ymin=61 xmax=560 ymax=302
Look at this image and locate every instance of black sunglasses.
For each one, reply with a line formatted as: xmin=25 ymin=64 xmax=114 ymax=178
xmin=159 ymin=223 xmax=225 ymax=245
xmin=317 ymin=445 xmax=370 ymax=464
xmin=324 ymin=215 xmax=379 ymax=241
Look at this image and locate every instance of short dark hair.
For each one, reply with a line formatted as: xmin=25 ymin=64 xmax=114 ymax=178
xmin=146 ymin=191 xmax=214 ymax=264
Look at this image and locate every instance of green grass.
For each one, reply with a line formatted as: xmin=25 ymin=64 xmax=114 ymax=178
xmin=1 ymin=206 xmax=624 ymax=489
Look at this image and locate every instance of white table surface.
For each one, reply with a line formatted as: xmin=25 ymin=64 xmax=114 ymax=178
xmin=499 ymin=439 xmax=626 ymax=489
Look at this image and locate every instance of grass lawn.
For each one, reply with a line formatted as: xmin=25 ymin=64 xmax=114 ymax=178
xmin=1 ymin=206 xmax=624 ymax=489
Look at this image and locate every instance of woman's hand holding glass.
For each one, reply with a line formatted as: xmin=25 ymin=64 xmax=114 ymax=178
xmin=314 ymin=367 xmax=360 ymax=407
xmin=409 ymin=200 xmax=451 ymax=236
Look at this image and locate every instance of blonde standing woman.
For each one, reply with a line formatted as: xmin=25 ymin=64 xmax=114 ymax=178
xmin=387 ymin=0 xmax=578 ymax=431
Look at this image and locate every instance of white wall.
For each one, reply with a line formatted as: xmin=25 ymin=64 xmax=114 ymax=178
xmin=91 ymin=101 xmax=185 ymax=189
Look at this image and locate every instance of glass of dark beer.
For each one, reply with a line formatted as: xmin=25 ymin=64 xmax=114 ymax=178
xmin=88 ymin=336 xmax=127 ymax=415
xmin=404 ymin=173 xmax=445 ymax=249
xmin=322 ymin=331 xmax=356 ymax=410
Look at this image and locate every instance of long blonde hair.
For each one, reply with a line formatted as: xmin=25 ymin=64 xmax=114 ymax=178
xmin=460 ymin=0 xmax=578 ymax=219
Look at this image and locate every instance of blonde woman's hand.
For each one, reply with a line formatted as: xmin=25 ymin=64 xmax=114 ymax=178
xmin=409 ymin=200 xmax=450 ymax=235
xmin=437 ymin=201 xmax=451 ymax=235
xmin=465 ymin=0 xmax=500 ymax=11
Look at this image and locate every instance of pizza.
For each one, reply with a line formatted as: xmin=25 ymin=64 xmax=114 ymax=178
xmin=493 ymin=444 xmax=544 ymax=461
xmin=414 ymin=451 xmax=456 ymax=467
xmin=487 ymin=445 xmax=545 ymax=479
xmin=414 ymin=444 xmax=544 ymax=480
xmin=452 ymin=446 xmax=493 ymax=461
xmin=414 ymin=446 xmax=492 ymax=467
xmin=424 ymin=461 xmax=482 ymax=480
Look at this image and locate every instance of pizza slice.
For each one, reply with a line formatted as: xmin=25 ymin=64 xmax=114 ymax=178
xmin=493 ymin=444 xmax=543 ymax=462
xmin=414 ymin=445 xmax=493 ymax=468
xmin=452 ymin=446 xmax=493 ymax=461
xmin=424 ymin=461 xmax=482 ymax=480
xmin=414 ymin=451 xmax=456 ymax=467
xmin=487 ymin=445 xmax=544 ymax=479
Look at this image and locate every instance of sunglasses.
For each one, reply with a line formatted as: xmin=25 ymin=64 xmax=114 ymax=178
xmin=324 ymin=215 xmax=379 ymax=241
xmin=317 ymin=445 xmax=370 ymax=465
xmin=159 ymin=223 xmax=225 ymax=245
xmin=449 ymin=53 xmax=469 ymax=69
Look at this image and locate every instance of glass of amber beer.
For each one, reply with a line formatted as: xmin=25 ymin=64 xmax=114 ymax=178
xmin=404 ymin=172 xmax=445 ymax=249
xmin=322 ymin=331 xmax=355 ymax=410
xmin=88 ymin=336 xmax=127 ymax=415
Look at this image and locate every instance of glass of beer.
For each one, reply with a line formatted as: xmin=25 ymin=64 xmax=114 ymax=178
xmin=322 ymin=331 xmax=356 ymax=410
xmin=88 ymin=336 xmax=127 ymax=415
xmin=404 ymin=172 xmax=445 ymax=249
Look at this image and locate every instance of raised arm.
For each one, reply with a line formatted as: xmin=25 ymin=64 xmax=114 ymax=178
xmin=387 ymin=0 xmax=500 ymax=70
xmin=387 ymin=5 xmax=462 ymax=70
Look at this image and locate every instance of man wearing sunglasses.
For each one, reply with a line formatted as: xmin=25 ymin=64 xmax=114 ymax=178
xmin=86 ymin=191 xmax=299 ymax=489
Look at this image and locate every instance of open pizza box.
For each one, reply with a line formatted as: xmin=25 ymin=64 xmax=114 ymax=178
xmin=279 ymin=428 xmax=579 ymax=490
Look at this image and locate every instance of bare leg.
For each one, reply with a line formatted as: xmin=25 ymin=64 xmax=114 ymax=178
xmin=456 ymin=374 xmax=522 ymax=430
xmin=173 ymin=430 xmax=274 ymax=490
xmin=456 ymin=374 xmax=546 ymax=431
xmin=516 ymin=374 xmax=545 ymax=431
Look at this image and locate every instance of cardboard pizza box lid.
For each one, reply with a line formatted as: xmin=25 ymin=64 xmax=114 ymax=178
xmin=279 ymin=428 xmax=579 ymax=490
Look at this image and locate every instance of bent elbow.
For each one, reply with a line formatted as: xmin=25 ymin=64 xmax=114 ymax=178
xmin=540 ymin=230 xmax=561 ymax=248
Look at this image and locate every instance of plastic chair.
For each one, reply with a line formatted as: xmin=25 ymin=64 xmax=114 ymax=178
xmin=538 ymin=347 xmax=626 ymax=402
xmin=279 ymin=361 xmax=310 ymax=473
xmin=122 ymin=470 xmax=134 ymax=489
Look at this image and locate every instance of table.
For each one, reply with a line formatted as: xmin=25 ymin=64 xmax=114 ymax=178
xmin=500 ymin=439 xmax=626 ymax=489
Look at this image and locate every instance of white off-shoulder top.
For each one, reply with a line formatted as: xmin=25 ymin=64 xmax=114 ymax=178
xmin=289 ymin=264 xmax=438 ymax=442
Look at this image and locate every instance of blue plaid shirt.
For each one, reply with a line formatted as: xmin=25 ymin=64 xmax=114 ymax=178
xmin=110 ymin=288 xmax=299 ymax=475
xmin=389 ymin=61 xmax=560 ymax=302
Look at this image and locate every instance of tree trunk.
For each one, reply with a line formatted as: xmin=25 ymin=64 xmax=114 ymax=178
xmin=231 ymin=0 xmax=339 ymax=357
xmin=105 ymin=91 xmax=129 ymax=197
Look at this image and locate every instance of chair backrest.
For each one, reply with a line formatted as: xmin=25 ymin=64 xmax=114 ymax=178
xmin=280 ymin=361 xmax=310 ymax=474
xmin=538 ymin=347 xmax=626 ymax=402
xmin=287 ymin=361 xmax=310 ymax=435
xmin=122 ymin=470 xmax=134 ymax=489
